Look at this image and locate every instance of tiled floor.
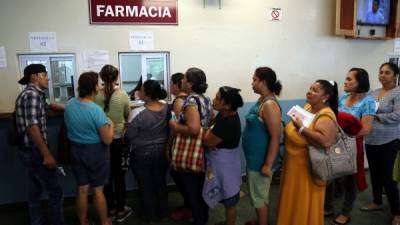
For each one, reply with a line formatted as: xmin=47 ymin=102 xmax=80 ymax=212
xmin=0 ymin=172 xmax=394 ymax=225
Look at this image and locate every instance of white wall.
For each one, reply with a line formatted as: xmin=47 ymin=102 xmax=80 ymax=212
xmin=0 ymin=0 xmax=393 ymax=112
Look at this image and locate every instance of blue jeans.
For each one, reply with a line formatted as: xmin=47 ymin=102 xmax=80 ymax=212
xmin=131 ymin=143 xmax=169 ymax=220
xmin=18 ymin=148 xmax=64 ymax=225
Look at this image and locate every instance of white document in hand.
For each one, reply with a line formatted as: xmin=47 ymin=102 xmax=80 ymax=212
xmin=287 ymin=105 xmax=315 ymax=128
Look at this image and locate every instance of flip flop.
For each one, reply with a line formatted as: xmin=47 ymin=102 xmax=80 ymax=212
xmin=331 ymin=217 xmax=351 ymax=225
xmin=360 ymin=205 xmax=383 ymax=211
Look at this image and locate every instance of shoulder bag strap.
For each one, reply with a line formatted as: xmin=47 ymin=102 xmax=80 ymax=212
xmin=313 ymin=113 xmax=345 ymax=135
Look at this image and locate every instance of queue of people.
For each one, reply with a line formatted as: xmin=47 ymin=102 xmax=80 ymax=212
xmin=13 ymin=62 xmax=400 ymax=225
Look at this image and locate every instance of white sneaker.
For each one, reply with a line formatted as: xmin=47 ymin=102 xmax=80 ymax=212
xmin=116 ymin=206 xmax=133 ymax=222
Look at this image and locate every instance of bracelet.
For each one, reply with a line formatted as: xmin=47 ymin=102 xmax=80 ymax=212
xmin=298 ymin=126 xmax=306 ymax=134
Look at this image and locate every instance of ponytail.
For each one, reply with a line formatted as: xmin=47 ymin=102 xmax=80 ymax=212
xmin=316 ymin=80 xmax=338 ymax=116
xmin=99 ymin=65 xmax=119 ymax=112
xmin=254 ymin=67 xmax=282 ymax=96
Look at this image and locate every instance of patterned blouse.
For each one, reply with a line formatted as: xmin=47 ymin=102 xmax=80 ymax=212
xmin=179 ymin=93 xmax=213 ymax=128
xmin=365 ymin=86 xmax=400 ymax=145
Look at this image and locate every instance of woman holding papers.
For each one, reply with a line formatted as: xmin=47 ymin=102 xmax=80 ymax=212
xmin=242 ymin=67 xmax=282 ymax=225
xmin=276 ymin=80 xmax=338 ymax=225
xmin=363 ymin=62 xmax=400 ymax=225
xmin=325 ymin=68 xmax=376 ymax=225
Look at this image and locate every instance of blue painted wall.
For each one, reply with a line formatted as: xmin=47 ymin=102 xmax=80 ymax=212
xmin=0 ymin=99 xmax=305 ymax=205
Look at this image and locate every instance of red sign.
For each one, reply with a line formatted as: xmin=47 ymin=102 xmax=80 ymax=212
xmin=89 ymin=0 xmax=178 ymax=25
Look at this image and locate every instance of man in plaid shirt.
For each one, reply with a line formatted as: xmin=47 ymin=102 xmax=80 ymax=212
xmin=15 ymin=64 xmax=64 ymax=225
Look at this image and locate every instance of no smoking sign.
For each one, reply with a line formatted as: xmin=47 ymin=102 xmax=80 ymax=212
xmin=269 ymin=8 xmax=282 ymax=21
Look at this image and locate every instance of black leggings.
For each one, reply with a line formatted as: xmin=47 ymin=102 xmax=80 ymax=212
xmin=366 ymin=140 xmax=400 ymax=216
xmin=104 ymin=138 xmax=127 ymax=212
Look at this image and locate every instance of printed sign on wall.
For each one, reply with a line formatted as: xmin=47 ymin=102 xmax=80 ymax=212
xmin=269 ymin=8 xmax=283 ymax=21
xmin=129 ymin=31 xmax=154 ymax=50
xmin=89 ymin=0 xmax=178 ymax=25
xmin=29 ymin=32 xmax=58 ymax=52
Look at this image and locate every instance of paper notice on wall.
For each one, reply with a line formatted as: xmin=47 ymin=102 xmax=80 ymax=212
xmin=81 ymin=50 xmax=110 ymax=72
xmin=0 ymin=47 xmax=7 ymax=68
xmin=129 ymin=31 xmax=154 ymax=50
xmin=29 ymin=32 xmax=58 ymax=52
xmin=394 ymin=38 xmax=400 ymax=53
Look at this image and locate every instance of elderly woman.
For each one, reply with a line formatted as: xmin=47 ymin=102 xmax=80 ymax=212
xmin=169 ymin=67 xmax=213 ymax=225
xmin=363 ymin=62 xmax=400 ymax=225
xmin=276 ymin=80 xmax=339 ymax=225
xmin=168 ymin=72 xmax=192 ymax=221
xmin=64 ymin=72 xmax=114 ymax=225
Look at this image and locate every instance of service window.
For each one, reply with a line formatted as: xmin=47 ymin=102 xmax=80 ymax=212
xmin=119 ymin=52 xmax=170 ymax=100
xmin=18 ymin=53 xmax=77 ymax=103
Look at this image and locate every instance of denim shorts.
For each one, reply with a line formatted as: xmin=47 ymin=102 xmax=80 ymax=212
xmin=220 ymin=192 xmax=240 ymax=207
xmin=70 ymin=141 xmax=109 ymax=187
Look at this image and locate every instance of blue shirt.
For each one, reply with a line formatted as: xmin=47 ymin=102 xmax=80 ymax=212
xmin=64 ymin=98 xmax=109 ymax=144
xmin=242 ymin=97 xmax=281 ymax=172
xmin=338 ymin=93 xmax=376 ymax=119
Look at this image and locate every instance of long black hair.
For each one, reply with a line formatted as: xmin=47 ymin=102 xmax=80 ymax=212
xmin=316 ymin=80 xmax=339 ymax=116
xmin=99 ymin=65 xmax=119 ymax=112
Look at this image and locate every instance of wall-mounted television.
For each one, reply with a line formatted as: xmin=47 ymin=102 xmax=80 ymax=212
xmin=357 ymin=0 xmax=391 ymax=26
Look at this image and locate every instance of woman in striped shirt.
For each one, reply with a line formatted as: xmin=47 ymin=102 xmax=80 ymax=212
xmin=363 ymin=62 xmax=400 ymax=225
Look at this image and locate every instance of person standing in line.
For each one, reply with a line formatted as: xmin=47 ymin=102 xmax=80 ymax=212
xmin=15 ymin=64 xmax=65 ymax=225
xmin=64 ymin=72 xmax=114 ymax=225
xmin=169 ymin=67 xmax=213 ymax=225
xmin=125 ymin=80 xmax=169 ymax=222
xmin=203 ymin=86 xmax=244 ymax=225
xmin=168 ymin=72 xmax=192 ymax=221
xmin=362 ymin=62 xmax=400 ymax=225
xmin=325 ymin=68 xmax=376 ymax=225
xmin=94 ymin=65 xmax=132 ymax=222
xmin=242 ymin=67 xmax=282 ymax=225
xmin=276 ymin=80 xmax=339 ymax=225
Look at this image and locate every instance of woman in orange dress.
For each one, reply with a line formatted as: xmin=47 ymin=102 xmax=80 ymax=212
xmin=276 ymin=80 xmax=339 ymax=225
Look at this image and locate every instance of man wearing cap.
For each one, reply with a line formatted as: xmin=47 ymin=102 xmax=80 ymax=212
xmin=15 ymin=64 xmax=64 ymax=225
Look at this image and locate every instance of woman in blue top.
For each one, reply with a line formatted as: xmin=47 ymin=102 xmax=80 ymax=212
xmin=325 ymin=68 xmax=376 ymax=225
xmin=242 ymin=67 xmax=282 ymax=225
xmin=64 ymin=72 xmax=114 ymax=225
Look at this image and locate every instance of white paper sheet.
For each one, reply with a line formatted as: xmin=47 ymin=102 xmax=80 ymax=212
xmin=0 ymin=47 xmax=7 ymax=68
xmin=287 ymin=105 xmax=315 ymax=127
xmin=81 ymin=50 xmax=110 ymax=72
xmin=29 ymin=32 xmax=58 ymax=52
xmin=129 ymin=31 xmax=154 ymax=50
